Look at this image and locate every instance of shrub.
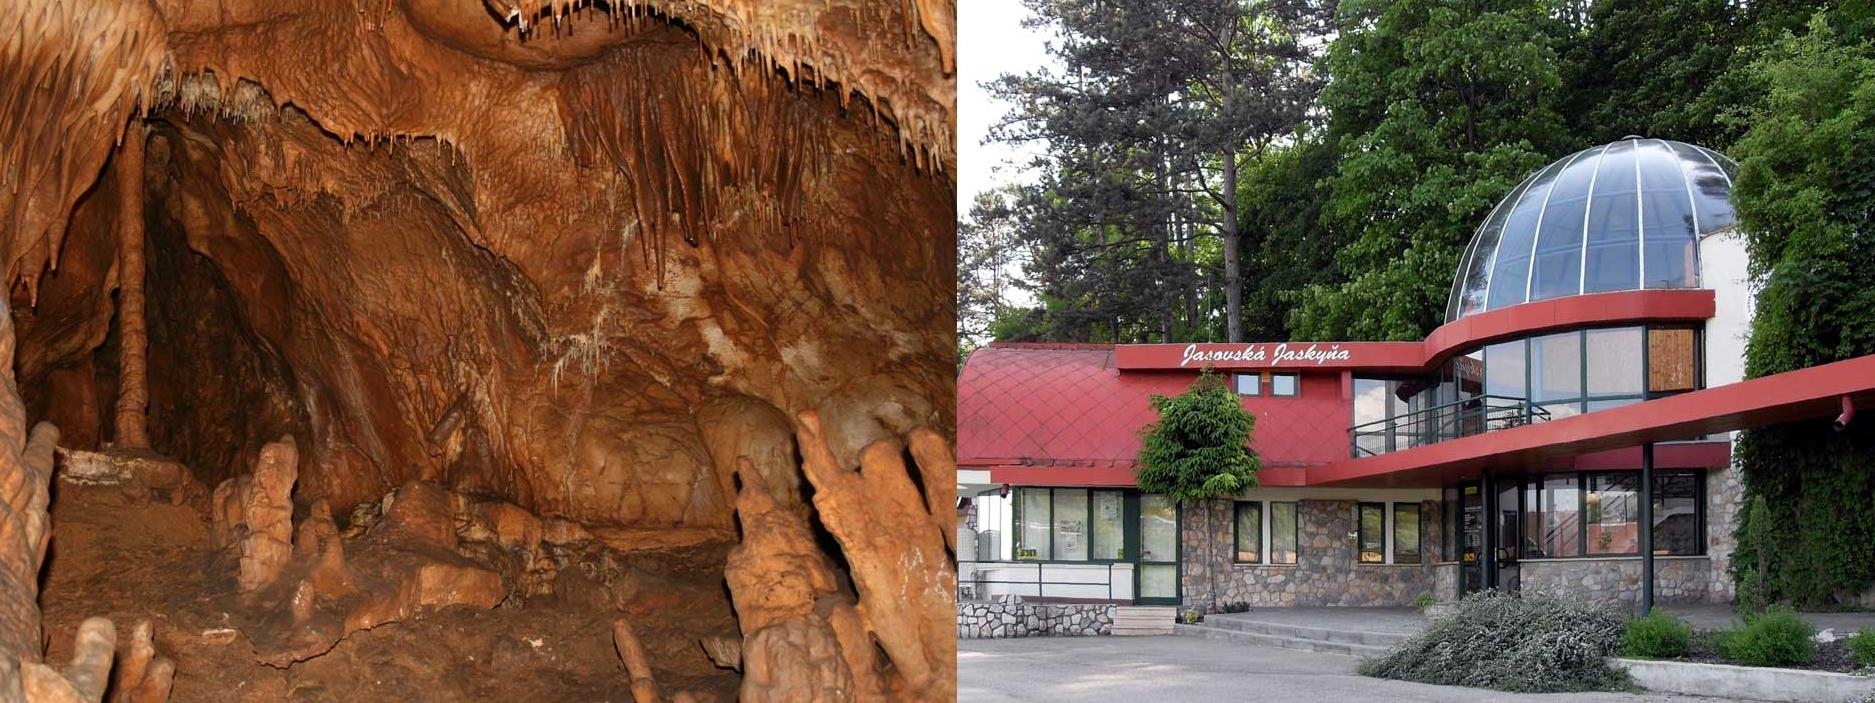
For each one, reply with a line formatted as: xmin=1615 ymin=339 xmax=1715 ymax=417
xmin=1848 ymin=628 xmax=1875 ymax=669
xmin=1221 ymin=601 xmax=1250 ymax=613
xmin=1413 ymin=592 xmax=1435 ymax=609
xmin=1716 ymin=611 xmax=1815 ymax=667
xmin=1358 ymin=590 xmax=1628 ymax=692
xmin=1622 ymin=611 xmax=1692 ymax=658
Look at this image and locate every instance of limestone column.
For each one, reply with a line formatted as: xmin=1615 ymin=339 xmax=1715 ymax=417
xmin=113 ymin=125 xmax=149 ymax=450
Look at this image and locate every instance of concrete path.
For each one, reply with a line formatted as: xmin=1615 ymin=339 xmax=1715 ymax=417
xmin=958 ymin=636 xmax=1738 ymax=702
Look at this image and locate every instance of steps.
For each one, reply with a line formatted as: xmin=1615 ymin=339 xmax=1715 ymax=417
xmin=1170 ymin=614 xmax=1411 ymax=658
xmin=1110 ymin=606 xmax=1176 ymax=636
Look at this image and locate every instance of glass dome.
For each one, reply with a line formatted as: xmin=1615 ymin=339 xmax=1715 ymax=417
xmin=1445 ymin=138 xmax=1738 ymax=322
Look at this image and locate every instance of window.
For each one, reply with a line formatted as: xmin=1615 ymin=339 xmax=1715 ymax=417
xmin=1233 ymin=502 xmax=1262 ymax=563
xmin=1531 ymin=475 xmax=1582 ymax=558
xmin=1270 ymin=502 xmax=1300 ymax=564
xmin=1090 ymin=490 xmax=1125 ymax=560
xmin=1357 ymin=503 xmax=1385 ymax=563
xmin=1016 ymin=488 xmax=1051 ymax=560
xmin=1653 ymin=472 xmax=1703 ymax=556
xmin=1015 ymin=488 xmax=1127 ymax=562
xmin=1587 ymin=473 xmax=1640 ymax=555
xmin=1235 ymin=373 xmax=1261 ymax=396
xmin=1585 ymin=328 xmax=1644 ymax=396
xmin=1394 ymin=502 xmax=1422 ymax=565
xmin=1648 ymin=328 xmax=1698 ymax=393
xmin=1271 ymin=373 xmax=1299 ymax=397
xmin=1052 ymin=489 xmax=1090 ymax=561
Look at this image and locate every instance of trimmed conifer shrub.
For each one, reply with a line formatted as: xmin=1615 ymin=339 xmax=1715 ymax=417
xmin=1359 ymin=590 xmax=1628 ymax=692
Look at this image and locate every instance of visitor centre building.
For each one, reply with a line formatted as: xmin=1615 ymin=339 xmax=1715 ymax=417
xmin=955 ymin=138 xmax=1875 ymax=612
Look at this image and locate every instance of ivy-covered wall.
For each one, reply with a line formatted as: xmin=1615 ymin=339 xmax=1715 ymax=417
xmin=1729 ymin=12 xmax=1875 ymax=609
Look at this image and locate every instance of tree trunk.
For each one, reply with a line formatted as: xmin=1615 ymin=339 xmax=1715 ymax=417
xmin=113 ymin=125 xmax=149 ymax=450
xmin=1220 ymin=149 xmax=1243 ymax=343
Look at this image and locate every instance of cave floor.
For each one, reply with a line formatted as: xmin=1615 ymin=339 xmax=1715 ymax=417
xmin=37 ymin=483 xmax=741 ymax=702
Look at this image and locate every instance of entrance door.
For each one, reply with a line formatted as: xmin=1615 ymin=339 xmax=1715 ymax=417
xmin=1459 ymin=483 xmax=1484 ymax=593
xmin=1136 ymin=494 xmax=1180 ymax=605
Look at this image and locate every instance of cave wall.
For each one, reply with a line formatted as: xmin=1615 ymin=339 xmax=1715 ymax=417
xmin=5 ymin=0 xmax=955 ymax=531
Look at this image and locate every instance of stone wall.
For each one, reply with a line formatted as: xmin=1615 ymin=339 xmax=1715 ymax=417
xmin=1518 ymin=557 xmax=1712 ymax=606
xmin=1181 ymin=499 xmax=1436 ymax=610
xmin=1706 ymin=459 xmax=1745 ymax=603
xmin=956 ymin=601 xmax=1114 ymax=638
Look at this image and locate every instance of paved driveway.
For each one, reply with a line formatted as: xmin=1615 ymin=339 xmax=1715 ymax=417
xmin=959 ymin=636 xmax=1738 ymax=702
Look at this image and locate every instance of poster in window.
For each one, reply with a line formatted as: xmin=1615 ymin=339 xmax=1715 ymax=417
xmin=1056 ymin=519 xmax=1083 ymax=555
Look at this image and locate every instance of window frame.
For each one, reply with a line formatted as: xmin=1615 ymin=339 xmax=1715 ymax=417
xmin=1393 ymin=502 xmax=1423 ymax=565
xmin=1269 ymin=501 xmax=1301 ymax=565
xmin=1357 ymin=502 xmax=1387 ymax=564
xmin=1234 ymin=373 xmax=1262 ymax=396
xmin=1516 ymin=470 xmax=1706 ymax=560
xmin=1012 ymin=487 xmax=1133 ymax=563
xmin=1270 ymin=372 xmax=1300 ymax=397
xmin=1232 ymin=501 xmax=1263 ymax=564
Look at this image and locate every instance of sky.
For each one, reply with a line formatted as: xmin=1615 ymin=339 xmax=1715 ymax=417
xmin=956 ymin=0 xmax=1057 ymax=221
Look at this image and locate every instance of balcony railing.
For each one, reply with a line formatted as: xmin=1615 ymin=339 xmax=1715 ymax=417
xmin=955 ymin=560 xmax=1132 ymax=603
xmin=1350 ymin=394 xmax=1551 ymax=458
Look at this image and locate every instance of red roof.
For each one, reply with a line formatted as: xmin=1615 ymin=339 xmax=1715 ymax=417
xmin=957 ymin=343 xmax=1355 ymax=475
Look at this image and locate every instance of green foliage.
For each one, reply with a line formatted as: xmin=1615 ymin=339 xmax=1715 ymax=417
xmin=1728 ymin=10 xmax=1875 ymax=609
xmin=1135 ymin=370 xmax=1260 ymax=501
xmin=1621 ymin=611 xmax=1693 ymax=658
xmin=1715 ymin=611 xmax=1816 ymax=667
xmin=1849 ymin=628 xmax=1875 ymax=668
xmin=1359 ymin=591 xmax=1628 ymax=692
xmin=1412 ymin=592 xmax=1435 ymax=609
xmin=1291 ymin=0 xmax=1565 ymax=340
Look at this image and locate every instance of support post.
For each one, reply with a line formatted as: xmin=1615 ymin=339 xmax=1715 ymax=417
xmin=113 ymin=124 xmax=150 ymax=450
xmin=1640 ymin=442 xmax=1655 ymax=614
xmin=1481 ymin=473 xmax=1497 ymax=590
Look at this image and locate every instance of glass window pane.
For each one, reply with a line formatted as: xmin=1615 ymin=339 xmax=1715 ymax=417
xmin=1584 ymin=140 xmax=1640 ymax=293
xmin=1140 ymin=495 xmax=1177 ymax=563
xmin=1530 ymin=147 xmax=1602 ymax=301
xmin=1394 ymin=503 xmax=1422 ymax=564
xmin=1535 ymin=401 xmax=1583 ymax=423
xmin=1271 ymin=373 xmax=1299 ymax=397
xmin=1495 ymin=482 xmax=1520 ymax=561
xmin=1484 ymin=340 xmax=1527 ymax=400
xmin=1531 ymin=332 xmax=1583 ymax=402
xmin=1052 ymin=489 xmax=1089 ymax=561
xmin=1453 ymin=170 xmax=1542 ymax=320
xmin=1648 ymin=328 xmax=1697 ymax=392
xmin=1537 ymin=475 xmax=1581 ymax=558
xmin=1358 ymin=503 xmax=1385 ymax=563
xmin=1587 ymin=397 xmax=1640 ymax=413
xmin=1585 ymin=327 xmax=1645 ymax=396
xmin=1638 ymin=140 xmax=1698 ymax=289
xmin=1090 ymin=491 xmax=1125 ymax=560
xmin=1588 ymin=473 xmax=1640 ymax=555
xmin=1270 ymin=502 xmax=1299 ymax=565
xmin=1653 ymin=473 xmax=1701 ymax=556
xmin=1139 ymin=565 xmax=1178 ymax=599
xmin=1017 ymin=488 xmax=1051 ymax=560
xmin=1235 ymin=502 xmax=1262 ymax=562
xmin=1353 ymin=378 xmax=1390 ymax=456
xmin=1668 ymin=141 xmax=1737 ymax=235
xmin=1487 ymin=157 xmax=1571 ymax=311
xmin=1235 ymin=373 xmax=1261 ymax=396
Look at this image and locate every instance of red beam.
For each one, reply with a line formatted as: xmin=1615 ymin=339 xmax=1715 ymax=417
xmin=1308 ymin=353 xmax=1875 ymax=487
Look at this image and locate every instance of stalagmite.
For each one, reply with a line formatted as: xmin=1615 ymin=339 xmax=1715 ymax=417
xmin=611 ymin=619 xmax=661 ymax=703
xmin=111 ymin=126 xmax=149 ymax=451
xmin=794 ymin=412 xmax=955 ymax=702
xmin=210 ymin=436 xmax=299 ymax=592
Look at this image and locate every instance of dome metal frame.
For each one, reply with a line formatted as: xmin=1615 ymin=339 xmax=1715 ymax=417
xmin=1445 ymin=138 xmax=1738 ymax=323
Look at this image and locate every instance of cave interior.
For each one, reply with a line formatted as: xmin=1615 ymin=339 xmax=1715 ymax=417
xmin=0 ymin=0 xmax=956 ymax=701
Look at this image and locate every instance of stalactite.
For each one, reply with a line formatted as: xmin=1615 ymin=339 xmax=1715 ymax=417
xmin=113 ymin=124 xmax=150 ymax=450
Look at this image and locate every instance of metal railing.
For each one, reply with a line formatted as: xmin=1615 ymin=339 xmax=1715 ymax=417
xmin=955 ymin=560 xmax=1126 ymax=603
xmin=1350 ymin=394 xmax=1552 ymax=457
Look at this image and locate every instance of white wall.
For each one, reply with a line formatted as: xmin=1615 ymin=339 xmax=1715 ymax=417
xmin=1700 ymin=229 xmax=1754 ymax=391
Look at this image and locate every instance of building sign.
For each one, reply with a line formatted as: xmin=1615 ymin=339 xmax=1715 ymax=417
xmin=1177 ymin=343 xmax=1353 ymax=367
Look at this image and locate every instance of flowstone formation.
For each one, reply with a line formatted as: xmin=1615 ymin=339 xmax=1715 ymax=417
xmin=0 ymin=0 xmax=955 ymax=700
